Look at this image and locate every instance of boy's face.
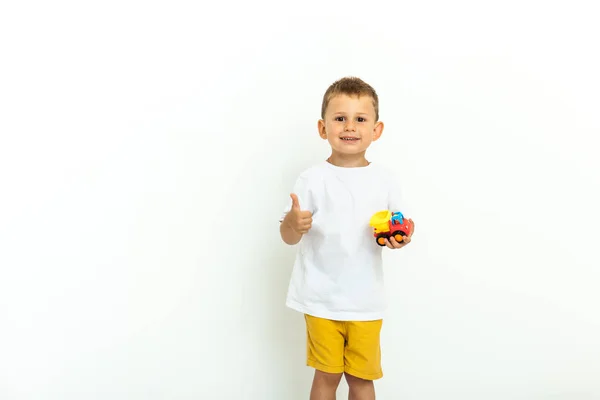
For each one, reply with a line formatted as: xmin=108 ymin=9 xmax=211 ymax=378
xmin=318 ymin=94 xmax=384 ymax=157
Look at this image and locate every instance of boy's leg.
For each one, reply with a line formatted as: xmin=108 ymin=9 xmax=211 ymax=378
xmin=343 ymin=319 xmax=383 ymax=400
xmin=344 ymin=373 xmax=375 ymax=400
xmin=305 ymin=314 xmax=346 ymax=399
xmin=310 ymin=370 xmax=343 ymax=400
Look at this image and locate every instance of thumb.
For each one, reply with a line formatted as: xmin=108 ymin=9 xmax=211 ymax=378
xmin=290 ymin=193 xmax=301 ymax=210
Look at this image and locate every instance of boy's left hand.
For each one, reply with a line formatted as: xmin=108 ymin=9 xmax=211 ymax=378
xmin=384 ymin=219 xmax=414 ymax=249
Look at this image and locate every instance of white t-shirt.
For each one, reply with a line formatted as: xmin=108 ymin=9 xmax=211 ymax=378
xmin=280 ymin=160 xmax=407 ymax=321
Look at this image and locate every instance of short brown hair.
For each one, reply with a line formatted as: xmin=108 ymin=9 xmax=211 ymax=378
xmin=321 ymin=77 xmax=379 ymax=121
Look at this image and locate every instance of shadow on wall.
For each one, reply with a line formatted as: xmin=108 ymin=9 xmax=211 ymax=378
xmin=535 ymin=393 xmax=600 ymax=400
xmin=257 ymin=237 xmax=312 ymax=399
xmin=227 ymin=164 xmax=316 ymax=398
xmin=265 ymin=244 xmax=313 ymax=400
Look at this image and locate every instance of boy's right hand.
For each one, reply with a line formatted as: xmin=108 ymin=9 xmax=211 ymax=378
xmin=286 ymin=193 xmax=313 ymax=234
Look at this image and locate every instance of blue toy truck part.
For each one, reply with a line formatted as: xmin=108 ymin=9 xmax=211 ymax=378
xmin=390 ymin=211 xmax=404 ymax=225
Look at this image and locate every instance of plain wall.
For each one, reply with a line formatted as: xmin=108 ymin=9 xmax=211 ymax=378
xmin=1 ymin=0 xmax=599 ymax=399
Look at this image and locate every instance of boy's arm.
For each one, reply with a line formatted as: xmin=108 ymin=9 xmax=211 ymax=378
xmin=280 ymin=214 xmax=303 ymax=245
xmin=386 ymin=169 xmax=415 ymax=249
xmin=279 ymin=193 xmax=312 ymax=245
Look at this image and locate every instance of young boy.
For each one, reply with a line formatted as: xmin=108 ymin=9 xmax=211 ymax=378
xmin=279 ymin=77 xmax=414 ymax=400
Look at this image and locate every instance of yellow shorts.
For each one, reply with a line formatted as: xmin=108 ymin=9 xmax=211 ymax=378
xmin=304 ymin=314 xmax=383 ymax=380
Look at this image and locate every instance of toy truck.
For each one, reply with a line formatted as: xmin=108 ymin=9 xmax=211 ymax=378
xmin=369 ymin=210 xmax=412 ymax=246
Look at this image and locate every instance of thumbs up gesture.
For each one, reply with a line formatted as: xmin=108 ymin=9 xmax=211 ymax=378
xmin=286 ymin=193 xmax=313 ymax=234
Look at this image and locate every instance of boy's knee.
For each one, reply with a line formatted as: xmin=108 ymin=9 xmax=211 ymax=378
xmin=314 ymin=370 xmax=343 ymax=387
xmin=344 ymin=372 xmax=373 ymax=387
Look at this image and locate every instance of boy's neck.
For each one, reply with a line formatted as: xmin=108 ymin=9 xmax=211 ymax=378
xmin=326 ymin=152 xmax=370 ymax=168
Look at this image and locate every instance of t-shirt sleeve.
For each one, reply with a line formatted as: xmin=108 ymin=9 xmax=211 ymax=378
xmin=387 ymin=173 xmax=412 ymax=217
xmin=279 ymin=174 xmax=313 ymax=222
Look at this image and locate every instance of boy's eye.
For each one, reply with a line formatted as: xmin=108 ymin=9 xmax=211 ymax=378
xmin=334 ymin=116 xmax=366 ymax=122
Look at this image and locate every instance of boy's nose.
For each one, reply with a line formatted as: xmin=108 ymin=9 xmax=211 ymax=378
xmin=344 ymin=121 xmax=356 ymax=131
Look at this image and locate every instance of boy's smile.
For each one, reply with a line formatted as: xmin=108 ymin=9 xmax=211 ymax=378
xmin=318 ymin=94 xmax=384 ymax=164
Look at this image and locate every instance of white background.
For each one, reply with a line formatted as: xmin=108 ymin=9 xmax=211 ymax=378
xmin=1 ymin=0 xmax=599 ymax=399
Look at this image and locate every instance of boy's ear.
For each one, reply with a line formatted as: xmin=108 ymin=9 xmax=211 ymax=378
xmin=318 ymin=119 xmax=327 ymax=139
xmin=372 ymin=121 xmax=384 ymax=141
